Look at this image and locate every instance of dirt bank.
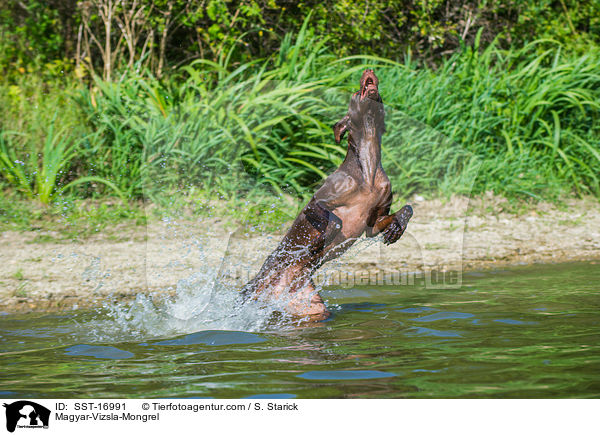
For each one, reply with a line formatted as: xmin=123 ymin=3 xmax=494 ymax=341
xmin=1 ymin=195 xmax=599 ymax=313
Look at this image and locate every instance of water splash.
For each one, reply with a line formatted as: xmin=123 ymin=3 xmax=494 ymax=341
xmin=76 ymin=217 xmax=389 ymax=342
xmin=88 ymin=272 xmax=298 ymax=342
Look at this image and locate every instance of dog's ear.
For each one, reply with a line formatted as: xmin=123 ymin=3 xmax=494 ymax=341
xmin=333 ymin=114 xmax=349 ymax=144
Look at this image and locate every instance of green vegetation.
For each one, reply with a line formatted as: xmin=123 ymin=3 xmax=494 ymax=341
xmin=384 ymin=36 xmax=600 ymax=200
xmin=0 ymin=2 xmax=599 ymax=233
xmin=1 ymin=1 xmax=598 ymax=77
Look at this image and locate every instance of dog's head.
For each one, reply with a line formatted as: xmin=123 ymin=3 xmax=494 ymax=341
xmin=334 ymin=69 xmax=385 ymax=144
xmin=359 ymin=69 xmax=380 ymax=102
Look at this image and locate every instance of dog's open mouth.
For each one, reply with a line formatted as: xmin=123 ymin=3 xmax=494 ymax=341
xmin=360 ymin=70 xmax=379 ymax=101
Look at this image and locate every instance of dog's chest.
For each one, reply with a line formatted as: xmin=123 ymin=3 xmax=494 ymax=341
xmin=334 ymin=171 xmax=390 ymax=237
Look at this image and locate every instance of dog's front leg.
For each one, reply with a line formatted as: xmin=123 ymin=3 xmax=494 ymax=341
xmin=366 ymin=202 xmax=413 ymax=245
xmin=379 ymin=205 xmax=413 ymax=245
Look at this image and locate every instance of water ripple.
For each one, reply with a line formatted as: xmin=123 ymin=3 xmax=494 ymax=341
xmin=155 ymin=330 xmax=266 ymax=346
xmin=412 ymin=312 xmax=475 ymax=322
xmin=64 ymin=344 xmax=134 ymax=360
xmin=296 ymin=370 xmax=396 ymax=380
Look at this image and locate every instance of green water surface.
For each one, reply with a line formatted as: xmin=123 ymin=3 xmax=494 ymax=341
xmin=1 ymin=262 xmax=598 ymax=398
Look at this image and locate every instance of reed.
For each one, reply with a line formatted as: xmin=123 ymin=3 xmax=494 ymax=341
xmin=380 ymin=35 xmax=600 ymax=200
xmin=1 ymin=28 xmax=598 ymax=210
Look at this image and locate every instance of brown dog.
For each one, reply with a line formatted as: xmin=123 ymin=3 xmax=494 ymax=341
xmin=241 ymin=69 xmax=413 ymax=319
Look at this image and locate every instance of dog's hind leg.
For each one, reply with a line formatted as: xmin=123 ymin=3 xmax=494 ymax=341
xmin=287 ymin=278 xmax=329 ymax=320
xmin=304 ymin=199 xmax=343 ymax=254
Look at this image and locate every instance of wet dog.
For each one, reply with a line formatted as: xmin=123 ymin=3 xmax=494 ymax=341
xmin=241 ymin=69 xmax=413 ymax=319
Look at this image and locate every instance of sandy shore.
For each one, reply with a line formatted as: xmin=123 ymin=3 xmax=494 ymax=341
xmin=1 ymin=195 xmax=599 ymax=313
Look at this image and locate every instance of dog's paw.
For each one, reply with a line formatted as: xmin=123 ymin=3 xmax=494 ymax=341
xmin=382 ymin=205 xmax=413 ymax=245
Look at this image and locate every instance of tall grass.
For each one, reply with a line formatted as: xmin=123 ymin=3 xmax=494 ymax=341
xmin=0 ymin=76 xmax=123 ymax=204
xmin=1 ymin=27 xmax=599 ymax=210
xmin=380 ymin=35 xmax=600 ymax=199
xmin=75 ymin=22 xmax=362 ymax=202
xmin=0 ymin=119 xmax=79 ymax=203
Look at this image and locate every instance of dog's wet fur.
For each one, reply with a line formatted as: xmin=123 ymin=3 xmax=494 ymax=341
xmin=241 ymin=69 xmax=413 ymax=320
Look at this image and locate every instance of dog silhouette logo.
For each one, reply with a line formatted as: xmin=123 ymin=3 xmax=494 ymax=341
xmin=3 ymin=401 xmax=50 ymax=432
